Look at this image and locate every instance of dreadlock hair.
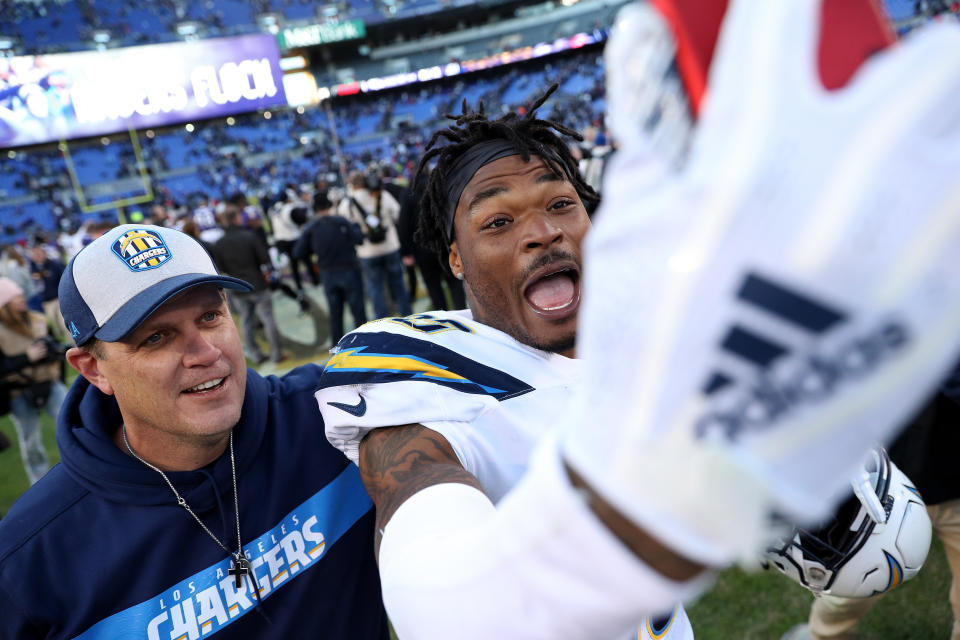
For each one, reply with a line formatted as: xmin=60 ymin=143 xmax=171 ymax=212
xmin=413 ymin=84 xmax=599 ymax=265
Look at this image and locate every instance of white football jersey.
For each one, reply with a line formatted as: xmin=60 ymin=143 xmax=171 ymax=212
xmin=317 ymin=310 xmax=694 ymax=640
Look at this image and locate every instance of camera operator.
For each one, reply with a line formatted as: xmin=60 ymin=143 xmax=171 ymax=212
xmin=0 ymin=277 xmax=67 ymax=485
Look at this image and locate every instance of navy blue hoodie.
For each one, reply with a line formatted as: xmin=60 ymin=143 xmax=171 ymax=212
xmin=0 ymin=366 xmax=389 ymax=640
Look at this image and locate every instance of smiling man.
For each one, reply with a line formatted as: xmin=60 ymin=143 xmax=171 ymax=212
xmin=316 ymin=88 xmax=695 ymax=639
xmin=0 ymin=225 xmax=388 ymax=640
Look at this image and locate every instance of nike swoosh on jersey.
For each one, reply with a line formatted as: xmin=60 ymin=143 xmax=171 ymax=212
xmin=327 ymin=397 xmax=367 ymax=417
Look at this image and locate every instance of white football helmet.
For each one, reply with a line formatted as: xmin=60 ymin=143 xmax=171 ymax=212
xmin=766 ymin=448 xmax=932 ymax=598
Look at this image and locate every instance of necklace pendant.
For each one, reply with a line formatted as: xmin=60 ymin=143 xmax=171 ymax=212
xmin=229 ymin=555 xmax=251 ymax=589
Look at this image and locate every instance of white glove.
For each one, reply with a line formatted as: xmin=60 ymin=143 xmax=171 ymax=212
xmin=563 ymin=0 xmax=960 ymax=567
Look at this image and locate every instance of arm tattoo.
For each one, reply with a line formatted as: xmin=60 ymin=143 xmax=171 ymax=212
xmin=358 ymin=423 xmax=485 ymax=554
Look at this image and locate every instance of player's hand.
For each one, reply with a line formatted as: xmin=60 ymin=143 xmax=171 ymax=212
xmin=562 ymin=0 xmax=960 ymax=567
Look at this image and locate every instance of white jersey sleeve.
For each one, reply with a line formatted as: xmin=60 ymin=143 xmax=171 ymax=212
xmin=378 ymin=435 xmax=706 ymax=640
xmin=316 ymin=312 xmax=574 ymax=488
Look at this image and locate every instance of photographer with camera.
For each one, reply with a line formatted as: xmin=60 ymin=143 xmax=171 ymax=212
xmin=339 ymin=168 xmax=412 ymax=319
xmin=0 ymin=277 xmax=67 ymax=485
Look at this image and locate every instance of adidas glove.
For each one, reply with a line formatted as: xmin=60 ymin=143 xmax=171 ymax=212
xmin=562 ymin=0 xmax=960 ymax=567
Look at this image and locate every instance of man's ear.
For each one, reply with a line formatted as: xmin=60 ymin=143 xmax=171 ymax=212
xmin=66 ymin=347 xmax=115 ymax=396
xmin=448 ymin=241 xmax=463 ymax=279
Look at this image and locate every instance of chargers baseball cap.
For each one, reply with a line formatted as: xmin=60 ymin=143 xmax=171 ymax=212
xmin=59 ymin=224 xmax=253 ymax=346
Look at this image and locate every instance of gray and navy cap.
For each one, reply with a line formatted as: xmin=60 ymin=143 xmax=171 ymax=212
xmin=59 ymin=224 xmax=252 ymax=346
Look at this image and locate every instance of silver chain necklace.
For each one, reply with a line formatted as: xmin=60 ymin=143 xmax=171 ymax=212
xmin=122 ymin=425 xmax=251 ymax=588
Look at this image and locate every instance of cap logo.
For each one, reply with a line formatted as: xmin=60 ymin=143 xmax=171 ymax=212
xmin=111 ymin=228 xmax=172 ymax=272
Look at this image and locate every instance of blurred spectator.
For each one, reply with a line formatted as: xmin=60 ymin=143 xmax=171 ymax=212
xmin=28 ymin=243 xmax=67 ymax=340
xmin=84 ymin=221 xmax=115 ymax=242
xmin=191 ymin=194 xmax=224 ymax=245
xmin=578 ymin=125 xmax=612 ymax=196
xmin=377 ymin=164 xmax=408 ymax=205
xmin=378 ymin=164 xmax=418 ymax=295
xmin=180 ymin=219 xmax=212 ymax=255
xmin=211 ymin=205 xmax=286 ymax=365
xmin=57 ymin=222 xmax=88 ymax=260
xmin=314 ymin=176 xmax=330 ymax=197
xmin=399 ymin=168 xmax=465 ymax=310
xmin=0 ymin=245 xmax=37 ymax=303
xmin=230 ymin=193 xmax=306 ymax=312
xmin=0 ymin=277 xmax=67 ymax=485
xmin=228 ymin=192 xmax=268 ymax=247
xmin=294 ymin=191 xmax=367 ymax=346
xmin=339 ymin=169 xmax=411 ymax=319
xmin=269 ymin=186 xmax=318 ymax=295
xmin=149 ymin=203 xmax=174 ymax=227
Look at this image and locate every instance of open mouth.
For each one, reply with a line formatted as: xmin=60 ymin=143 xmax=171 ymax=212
xmin=183 ymin=377 xmax=226 ymax=394
xmin=523 ymin=265 xmax=580 ymax=319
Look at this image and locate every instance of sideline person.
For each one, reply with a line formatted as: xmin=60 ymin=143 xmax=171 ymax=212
xmin=212 ymin=205 xmax=286 ymax=365
xmin=339 ymin=170 xmax=412 ymax=319
xmin=293 ymin=191 xmax=368 ymax=346
xmin=0 ymin=276 xmax=67 ymax=485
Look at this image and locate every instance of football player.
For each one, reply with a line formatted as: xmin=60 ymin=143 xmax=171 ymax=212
xmin=318 ymin=85 xmax=694 ymax=639
xmin=316 ymin=0 xmax=960 ymax=638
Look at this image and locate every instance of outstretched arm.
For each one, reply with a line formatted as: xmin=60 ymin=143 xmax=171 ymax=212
xmin=360 ymin=423 xmax=704 ymax=580
xmin=358 ymin=424 xmax=484 ymax=554
xmin=357 ymin=424 xmax=707 ymax=640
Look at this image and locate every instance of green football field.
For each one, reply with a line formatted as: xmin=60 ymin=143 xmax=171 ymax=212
xmin=1 ymin=405 xmax=952 ymax=639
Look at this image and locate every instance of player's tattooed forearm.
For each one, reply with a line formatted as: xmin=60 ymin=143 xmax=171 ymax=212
xmin=359 ymin=424 xmax=484 ymax=552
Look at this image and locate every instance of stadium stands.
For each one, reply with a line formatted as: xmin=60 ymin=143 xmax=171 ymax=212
xmin=0 ymin=35 xmax=607 ymax=241
xmin=0 ymin=0 xmax=953 ymax=242
xmin=0 ymin=0 xmax=525 ymax=53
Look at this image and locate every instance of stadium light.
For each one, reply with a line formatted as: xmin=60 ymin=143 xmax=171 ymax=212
xmin=280 ymin=55 xmax=307 ymax=71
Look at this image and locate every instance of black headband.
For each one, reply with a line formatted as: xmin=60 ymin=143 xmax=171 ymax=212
xmin=442 ymin=139 xmax=521 ymax=243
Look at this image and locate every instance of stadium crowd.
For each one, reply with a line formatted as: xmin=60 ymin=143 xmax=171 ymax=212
xmin=0 ymin=0 xmax=492 ymax=52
